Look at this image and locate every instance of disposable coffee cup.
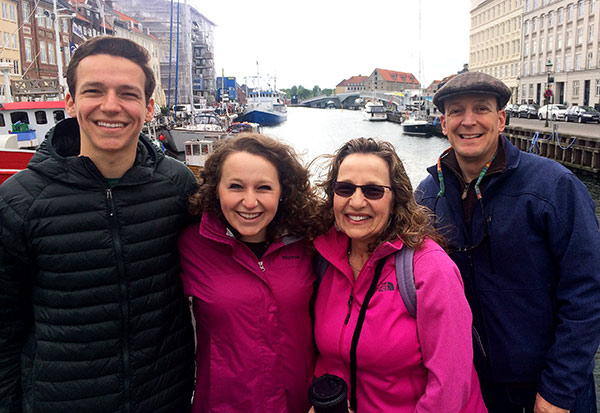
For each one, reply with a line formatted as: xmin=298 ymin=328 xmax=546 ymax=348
xmin=308 ymin=374 xmax=348 ymax=413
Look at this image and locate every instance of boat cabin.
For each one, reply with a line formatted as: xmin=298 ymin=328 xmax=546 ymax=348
xmin=0 ymin=101 xmax=68 ymax=148
xmin=185 ymin=139 xmax=215 ymax=168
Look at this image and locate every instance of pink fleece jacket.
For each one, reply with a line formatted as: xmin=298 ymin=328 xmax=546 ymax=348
xmin=313 ymin=227 xmax=487 ymax=412
xmin=178 ymin=213 xmax=316 ymax=412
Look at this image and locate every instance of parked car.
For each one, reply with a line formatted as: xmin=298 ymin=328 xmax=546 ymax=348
xmin=505 ymin=104 xmax=520 ymax=117
xmin=564 ymin=105 xmax=600 ymax=123
xmin=537 ymin=104 xmax=568 ymax=121
xmin=518 ymin=104 xmax=540 ymax=119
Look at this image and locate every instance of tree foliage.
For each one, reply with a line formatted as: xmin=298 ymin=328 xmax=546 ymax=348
xmin=281 ymin=85 xmax=334 ymax=101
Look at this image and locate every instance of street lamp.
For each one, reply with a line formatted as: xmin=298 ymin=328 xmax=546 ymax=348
xmin=545 ymin=58 xmax=554 ymax=127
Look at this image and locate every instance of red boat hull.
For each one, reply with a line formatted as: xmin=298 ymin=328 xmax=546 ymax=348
xmin=0 ymin=149 xmax=35 ymax=185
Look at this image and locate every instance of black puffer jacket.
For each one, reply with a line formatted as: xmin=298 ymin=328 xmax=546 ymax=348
xmin=0 ymin=118 xmax=196 ymax=413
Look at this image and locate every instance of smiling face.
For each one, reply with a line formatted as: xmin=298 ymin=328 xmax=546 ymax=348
xmin=65 ymin=54 xmax=154 ymax=161
xmin=441 ymin=94 xmax=506 ymax=179
xmin=333 ymin=153 xmax=393 ymax=252
xmin=217 ymin=151 xmax=282 ymax=243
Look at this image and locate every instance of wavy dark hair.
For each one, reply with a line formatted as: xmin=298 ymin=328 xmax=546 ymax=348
xmin=189 ymin=133 xmax=320 ymax=242
xmin=316 ymin=137 xmax=445 ymax=252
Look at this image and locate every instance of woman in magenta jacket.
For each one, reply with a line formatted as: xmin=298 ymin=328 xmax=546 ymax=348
xmin=311 ymin=138 xmax=487 ymax=412
xmin=179 ymin=134 xmax=320 ymax=412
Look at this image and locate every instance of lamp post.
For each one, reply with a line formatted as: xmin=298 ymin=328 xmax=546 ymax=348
xmin=545 ymin=58 xmax=554 ymax=127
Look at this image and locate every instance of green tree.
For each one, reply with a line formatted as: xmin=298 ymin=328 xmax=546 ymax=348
xmin=322 ymin=89 xmax=333 ymax=96
xmin=312 ymin=85 xmax=321 ymax=97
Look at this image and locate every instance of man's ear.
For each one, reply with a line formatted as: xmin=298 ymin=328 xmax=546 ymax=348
xmin=65 ymin=92 xmax=76 ymax=117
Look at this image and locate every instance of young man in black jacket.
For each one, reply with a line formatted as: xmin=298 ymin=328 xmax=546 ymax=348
xmin=0 ymin=37 xmax=196 ymax=413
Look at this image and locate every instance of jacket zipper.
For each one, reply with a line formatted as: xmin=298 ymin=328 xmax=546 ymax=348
xmin=106 ymin=188 xmax=132 ymax=413
xmin=258 ymin=261 xmax=265 ymax=272
xmin=344 ymin=293 xmax=353 ymax=324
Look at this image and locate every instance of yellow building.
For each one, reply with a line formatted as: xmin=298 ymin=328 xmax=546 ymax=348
xmin=0 ymin=0 xmax=20 ymax=102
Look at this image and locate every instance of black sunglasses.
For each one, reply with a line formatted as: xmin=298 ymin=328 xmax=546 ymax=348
xmin=333 ymin=182 xmax=392 ymax=200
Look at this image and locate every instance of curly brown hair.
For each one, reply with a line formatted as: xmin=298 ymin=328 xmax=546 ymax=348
xmin=188 ymin=133 xmax=320 ymax=242
xmin=316 ymin=137 xmax=445 ymax=252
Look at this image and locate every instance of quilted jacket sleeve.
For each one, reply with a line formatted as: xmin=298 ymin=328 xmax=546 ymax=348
xmin=0 ymin=181 xmax=33 ymax=413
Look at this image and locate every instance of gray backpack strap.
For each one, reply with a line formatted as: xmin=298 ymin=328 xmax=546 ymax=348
xmin=313 ymin=252 xmax=329 ymax=285
xmin=395 ymin=247 xmax=416 ymax=318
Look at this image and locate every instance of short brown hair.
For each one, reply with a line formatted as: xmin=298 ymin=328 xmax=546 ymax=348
xmin=66 ymin=36 xmax=156 ymax=103
xmin=317 ymin=137 xmax=444 ymax=251
xmin=188 ymin=133 xmax=320 ymax=242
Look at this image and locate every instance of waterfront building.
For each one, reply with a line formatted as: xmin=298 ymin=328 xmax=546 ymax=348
xmin=113 ymin=0 xmax=216 ymax=106
xmin=470 ymin=0 xmax=524 ymax=104
xmin=112 ymin=10 xmax=165 ymax=106
xmin=366 ymin=68 xmax=420 ymax=92
xmin=0 ymin=0 xmax=20 ymax=102
xmin=335 ymin=75 xmax=367 ymax=94
xmin=519 ymin=0 xmax=600 ymax=107
xmin=16 ymin=0 xmax=71 ymax=99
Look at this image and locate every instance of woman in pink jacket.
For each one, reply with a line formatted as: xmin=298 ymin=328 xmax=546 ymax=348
xmin=311 ymin=138 xmax=487 ymax=412
xmin=179 ymin=134 xmax=320 ymax=412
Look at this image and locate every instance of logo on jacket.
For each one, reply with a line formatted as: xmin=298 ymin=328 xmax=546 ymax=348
xmin=377 ymin=282 xmax=395 ymax=292
xmin=281 ymin=255 xmax=300 ymax=260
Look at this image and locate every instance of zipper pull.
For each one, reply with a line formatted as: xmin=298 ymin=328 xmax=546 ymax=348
xmin=106 ymin=188 xmax=112 ymax=200
xmin=258 ymin=261 xmax=265 ymax=272
xmin=344 ymin=293 xmax=353 ymax=324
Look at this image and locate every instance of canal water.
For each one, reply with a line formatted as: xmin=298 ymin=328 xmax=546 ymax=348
xmin=263 ymin=106 xmax=600 ymax=407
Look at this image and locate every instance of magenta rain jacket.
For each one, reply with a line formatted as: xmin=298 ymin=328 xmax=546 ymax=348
xmin=313 ymin=227 xmax=487 ymax=412
xmin=178 ymin=213 xmax=316 ymax=412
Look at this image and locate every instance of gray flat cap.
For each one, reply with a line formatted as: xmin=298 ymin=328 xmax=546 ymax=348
xmin=433 ymin=72 xmax=512 ymax=112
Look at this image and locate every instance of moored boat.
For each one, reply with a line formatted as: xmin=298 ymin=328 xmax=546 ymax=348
xmin=238 ymin=89 xmax=287 ymax=126
xmin=402 ymin=117 xmax=431 ymax=136
xmin=364 ymin=101 xmax=387 ymax=121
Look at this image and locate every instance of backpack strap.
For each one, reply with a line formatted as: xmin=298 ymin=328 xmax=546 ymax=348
xmin=395 ymin=246 xmax=416 ymax=318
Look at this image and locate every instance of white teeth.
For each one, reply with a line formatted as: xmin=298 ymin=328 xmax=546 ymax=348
xmin=348 ymin=215 xmax=369 ymax=221
xmin=97 ymin=121 xmax=125 ymax=128
xmin=460 ymin=134 xmax=482 ymax=139
xmin=239 ymin=212 xmax=260 ymax=219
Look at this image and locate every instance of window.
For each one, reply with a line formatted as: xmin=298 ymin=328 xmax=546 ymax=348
xmin=3 ymin=32 xmax=9 ymax=48
xmin=10 ymin=111 xmax=29 ymax=124
xmin=48 ymin=42 xmax=55 ymax=65
xmin=1 ymin=4 xmax=7 ymax=19
xmin=532 ymin=40 xmax=537 ymax=54
xmin=573 ymin=80 xmax=580 ymax=96
xmin=556 ymin=56 xmax=562 ymax=72
xmin=52 ymin=110 xmax=65 ymax=123
xmin=12 ymin=60 xmax=18 ymax=75
xmin=24 ymin=38 xmax=32 ymax=62
xmin=524 ymin=20 xmax=530 ymax=35
xmin=578 ymin=1 xmax=584 ymax=17
xmin=591 ymin=0 xmax=596 ymax=13
xmin=34 ymin=111 xmax=48 ymax=125
xmin=548 ymin=11 xmax=554 ymax=25
xmin=11 ymin=33 xmax=15 ymax=49
xmin=548 ymin=34 xmax=554 ymax=49
xmin=40 ymin=41 xmax=47 ymax=64
xmin=566 ymin=55 xmax=572 ymax=71
xmin=575 ymin=53 xmax=582 ymax=69
xmin=531 ymin=61 xmax=536 ymax=74
xmin=540 ymin=15 xmax=545 ymax=29
xmin=557 ymin=33 xmax=563 ymax=48
xmin=587 ymin=51 xmax=593 ymax=68
xmin=22 ymin=2 xmax=30 ymax=21
xmin=64 ymin=46 xmax=70 ymax=66
xmin=567 ymin=4 xmax=573 ymax=20
xmin=36 ymin=7 xmax=44 ymax=26
xmin=558 ymin=8 xmax=564 ymax=23
xmin=62 ymin=18 xmax=69 ymax=33
xmin=596 ymin=79 xmax=600 ymax=96
xmin=566 ymin=30 xmax=572 ymax=46
xmin=525 ymin=42 xmax=529 ymax=56
xmin=0 ymin=114 xmax=4 ymax=127
xmin=590 ymin=25 xmax=595 ymax=42
xmin=533 ymin=17 xmax=537 ymax=32
xmin=9 ymin=4 xmax=15 ymax=21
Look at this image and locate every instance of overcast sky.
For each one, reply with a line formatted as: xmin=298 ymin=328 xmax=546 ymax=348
xmin=188 ymin=0 xmax=471 ymax=90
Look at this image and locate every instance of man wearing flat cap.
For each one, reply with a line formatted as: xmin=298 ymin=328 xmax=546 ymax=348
xmin=416 ymin=71 xmax=600 ymax=413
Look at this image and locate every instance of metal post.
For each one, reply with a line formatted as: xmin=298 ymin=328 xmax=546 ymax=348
xmin=544 ymin=59 xmax=553 ymax=127
xmin=53 ymin=0 xmax=65 ymax=98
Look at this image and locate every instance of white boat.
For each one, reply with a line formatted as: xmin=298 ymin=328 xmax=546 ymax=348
xmin=239 ymin=89 xmax=287 ymax=126
xmin=161 ymin=112 xmax=228 ymax=153
xmin=0 ymin=101 xmax=68 ymax=148
xmin=364 ymin=101 xmax=387 ymax=121
xmin=402 ymin=117 xmax=431 ymax=136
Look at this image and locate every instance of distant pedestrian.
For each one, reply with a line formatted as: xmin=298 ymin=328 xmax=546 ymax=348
xmin=417 ymin=71 xmax=600 ymax=413
xmin=178 ymin=133 xmax=320 ymax=412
